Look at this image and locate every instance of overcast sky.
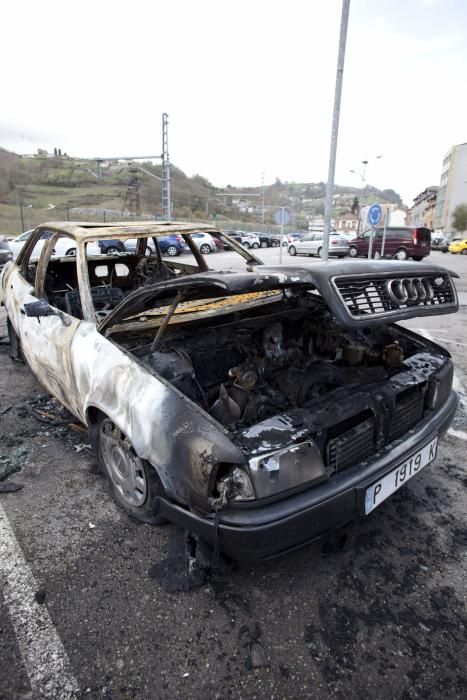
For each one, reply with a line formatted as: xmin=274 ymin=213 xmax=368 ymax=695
xmin=1 ymin=0 xmax=466 ymax=205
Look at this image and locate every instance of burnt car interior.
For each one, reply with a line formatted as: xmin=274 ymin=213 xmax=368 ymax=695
xmin=28 ymin=232 xmax=215 ymax=318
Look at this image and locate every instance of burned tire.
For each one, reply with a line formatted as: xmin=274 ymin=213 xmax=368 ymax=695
xmin=91 ymin=415 xmax=167 ymax=525
xmin=7 ymin=318 xmax=23 ymax=363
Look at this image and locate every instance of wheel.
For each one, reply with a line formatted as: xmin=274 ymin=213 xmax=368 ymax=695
xmin=412 ymin=255 xmax=423 ymax=261
xmin=260 ymin=240 xmax=268 ymax=248
xmin=462 ymin=249 xmax=467 ymax=255
xmin=7 ymin=318 xmax=23 ymax=363
xmin=395 ymin=248 xmax=408 ymax=260
xmin=348 ymin=246 xmax=358 ymax=258
xmin=106 ymin=246 xmax=119 ymax=254
xmin=92 ymin=416 xmax=167 ymax=525
xmin=252 ymin=242 xmax=260 ymax=249
xmin=271 ymin=240 xmax=278 ymax=247
xmin=166 ymin=245 xmax=178 ymax=256
xmin=289 ymin=245 xmax=296 ymax=256
xmin=318 ymin=247 xmax=323 ymax=258
xmin=243 ymin=241 xmax=250 ymax=249
xmin=65 ymin=248 xmax=76 ymax=256
xmin=145 ymin=246 xmax=153 ymax=256
xmin=200 ymin=244 xmax=211 ymax=254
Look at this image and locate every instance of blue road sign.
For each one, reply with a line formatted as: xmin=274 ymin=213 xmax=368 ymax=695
xmin=274 ymin=207 xmax=291 ymax=226
xmin=367 ymin=203 xmax=382 ymax=226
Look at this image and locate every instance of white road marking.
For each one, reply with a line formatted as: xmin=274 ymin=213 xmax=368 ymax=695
xmin=447 ymin=428 xmax=467 ymax=441
xmin=0 ymin=504 xmax=80 ymax=699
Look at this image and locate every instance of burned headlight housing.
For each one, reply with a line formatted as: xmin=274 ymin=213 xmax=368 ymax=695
xmin=209 ymin=464 xmax=255 ymax=508
xmin=425 ymin=360 xmax=453 ymax=410
xmin=248 ymin=441 xmax=329 ymax=499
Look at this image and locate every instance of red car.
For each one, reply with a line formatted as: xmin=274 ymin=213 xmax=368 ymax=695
xmin=211 ymin=236 xmax=225 ymax=251
xmin=348 ymin=227 xmax=431 ymax=261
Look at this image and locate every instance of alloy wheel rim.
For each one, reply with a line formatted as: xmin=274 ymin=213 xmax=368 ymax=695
xmin=100 ymin=420 xmax=147 ymax=507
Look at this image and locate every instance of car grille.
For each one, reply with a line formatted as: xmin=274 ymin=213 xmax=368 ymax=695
xmin=326 ymin=416 xmax=376 ymax=472
xmin=332 ymin=272 xmax=457 ymax=319
xmin=388 ymin=387 xmax=425 ymax=442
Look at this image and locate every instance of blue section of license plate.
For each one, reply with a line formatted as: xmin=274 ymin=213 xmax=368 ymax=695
xmin=365 ymin=437 xmax=438 ymax=514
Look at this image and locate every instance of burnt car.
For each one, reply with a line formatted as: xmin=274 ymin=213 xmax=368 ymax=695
xmin=0 ymin=222 xmax=459 ymax=561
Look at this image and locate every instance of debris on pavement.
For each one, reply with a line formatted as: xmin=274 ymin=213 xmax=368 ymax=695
xmin=0 ymin=481 xmax=24 ymax=493
xmin=34 ymin=590 xmax=46 ymax=605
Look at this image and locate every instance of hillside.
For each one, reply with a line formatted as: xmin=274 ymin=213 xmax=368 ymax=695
xmin=0 ymin=148 xmax=404 ymax=236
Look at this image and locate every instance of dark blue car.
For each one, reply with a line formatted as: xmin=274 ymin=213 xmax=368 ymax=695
xmin=124 ymin=235 xmax=184 ymax=256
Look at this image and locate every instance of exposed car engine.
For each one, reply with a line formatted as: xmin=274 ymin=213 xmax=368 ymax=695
xmin=141 ymin=306 xmax=418 ymax=429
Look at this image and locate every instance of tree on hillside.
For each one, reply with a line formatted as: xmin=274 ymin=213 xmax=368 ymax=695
xmin=452 ymin=203 xmax=467 ymax=234
xmin=351 ymin=196 xmax=359 ymax=215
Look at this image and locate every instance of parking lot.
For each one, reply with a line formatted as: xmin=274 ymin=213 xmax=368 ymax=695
xmin=0 ymin=250 xmax=466 ymax=699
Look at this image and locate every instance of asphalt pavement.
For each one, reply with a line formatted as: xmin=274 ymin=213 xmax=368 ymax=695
xmin=0 ymin=250 xmax=466 ymax=699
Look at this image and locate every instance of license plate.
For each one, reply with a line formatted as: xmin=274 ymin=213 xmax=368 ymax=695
xmin=364 ymin=437 xmax=438 ymax=514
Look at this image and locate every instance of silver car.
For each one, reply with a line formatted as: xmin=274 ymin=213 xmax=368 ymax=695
xmin=0 ymin=236 xmax=13 ymax=267
xmin=288 ymin=232 xmax=349 ymax=258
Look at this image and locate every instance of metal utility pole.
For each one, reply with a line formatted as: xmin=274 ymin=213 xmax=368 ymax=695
xmin=161 ymin=113 xmax=171 ymax=220
xmin=121 ymin=168 xmax=141 ymax=220
xmin=261 ymin=172 xmax=265 ymax=224
xmin=322 ymin=0 xmax=351 ymax=261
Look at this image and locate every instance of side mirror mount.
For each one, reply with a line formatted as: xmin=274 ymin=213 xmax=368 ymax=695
xmin=23 ymin=299 xmax=72 ymax=326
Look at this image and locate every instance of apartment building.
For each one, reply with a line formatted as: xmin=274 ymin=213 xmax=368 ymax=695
xmin=407 ymin=186 xmax=438 ymax=229
xmin=434 ymin=143 xmax=467 ymax=235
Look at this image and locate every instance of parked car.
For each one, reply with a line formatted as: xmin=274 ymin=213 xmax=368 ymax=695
xmin=0 ymin=221 xmax=459 ymax=562
xmin=190 ymin=231 xmax=217 ymax=253
xmin=448 ymin=238 xmax=467 ymax=255
xmin=211 ymin=236 xmax=225 ymax=251
xmin=288 ymin=232 xmax=349 ymax=258
xmin=241 ymin=232 xmax=272 ymax=248
xmin=0 ymin=236 xmax=13 ymax=266
xmin=98 ymin=239 xmax=126 ymax=255
xmin=431 ymin=235 xmax=449 ymax=253
xmin=348 ymin=227 xmax=431 ymax=261
xmin=8 ymin=229 xmax=100 ymax=260
xmin=222 ymin=231 xmax=260 ymax=249
xmin=286 ymin=232 xmax=306 ymax=244
xmin=248 ymin=233 xmax=273 ymax=248
xmin=124 ymin=235 xmax=185 ymax=256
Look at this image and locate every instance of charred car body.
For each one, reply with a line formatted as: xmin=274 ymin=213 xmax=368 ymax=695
xmin=0 ymin=222 xmax=459 ymax=561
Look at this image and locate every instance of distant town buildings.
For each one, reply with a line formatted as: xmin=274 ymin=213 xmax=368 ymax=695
xmin=434 ymin=142 xmax=467 ymax=235
xmin=336 ymin=212 xmax=358 ymax=232
xmin=407 ymin=186 xmax=438 ymax=230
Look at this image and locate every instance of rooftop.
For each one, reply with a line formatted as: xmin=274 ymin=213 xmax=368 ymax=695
xmin=37 ymin=221 xmax=221 ymax=241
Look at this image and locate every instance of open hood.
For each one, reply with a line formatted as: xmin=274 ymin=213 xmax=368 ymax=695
xmin=98 ymin=260 xmax=459 ymax=332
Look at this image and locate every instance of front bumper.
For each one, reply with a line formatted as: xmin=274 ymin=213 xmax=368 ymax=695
xmin=157 ymin=391 xmax=458 ymax=561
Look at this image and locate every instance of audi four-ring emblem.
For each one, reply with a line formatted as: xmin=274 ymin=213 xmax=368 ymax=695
xmin=385 ymin=277 xmax=435 ymax=304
